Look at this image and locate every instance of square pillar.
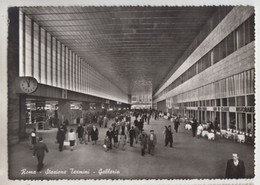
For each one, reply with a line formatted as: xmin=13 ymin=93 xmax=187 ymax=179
xmin=58 ymin=100 xmax=71 ymax=125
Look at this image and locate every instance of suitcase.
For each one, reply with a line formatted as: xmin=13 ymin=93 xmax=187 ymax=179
xmin=64 ymin=141 xmax=70 ymax=147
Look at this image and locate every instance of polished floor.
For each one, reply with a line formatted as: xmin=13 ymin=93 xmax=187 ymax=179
xmin=9 ymin=117 xmax=254 ymax=179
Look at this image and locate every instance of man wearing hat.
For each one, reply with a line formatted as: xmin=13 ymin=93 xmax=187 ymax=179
xmin=148 ymin=130 xmax=157 ymax=156
xmin=33 ymin=137 xmax=49 ymax=172
xmin=225 ymin=153 xmax=246 ymax=178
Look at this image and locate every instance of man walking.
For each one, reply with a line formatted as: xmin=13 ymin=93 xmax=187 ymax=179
xmin=129 ymin=126 xmax=136 ymax=147
xmin=138 ymin=129 xmax=148 ymax=156
xmin=103 ymin=115 xmax=109 ymax=128
xmin=33 ymin=137 xmax=49 ymax=172
xmin=148 ymin=130 xmax=157 ymax=155
xmin=174 ymin=118 xmax=180 ymax=133
xmin=191 ymin=119 xmax=198 ymax=137
xmin=85 ymin=122 xmax=93 ymax=143
xmin=56 ymin=126 xmax=65 ymax=152
xmin=147 ymin=113 xmax=151 ymax=125
xmin=106 ymin=127 xmax=114 ymax=149
xmin=76 ymin=124 xmax=85 ymax=144
xmin=165 ymin=125 xmax=173 ymax=147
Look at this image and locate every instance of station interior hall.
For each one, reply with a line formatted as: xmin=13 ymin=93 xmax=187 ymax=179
xmin=7 ymin=6 xmax=255 ymax=179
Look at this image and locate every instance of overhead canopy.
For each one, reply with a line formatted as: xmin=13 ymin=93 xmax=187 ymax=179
xmin=21 ymin=6 xmax=218 ymax=97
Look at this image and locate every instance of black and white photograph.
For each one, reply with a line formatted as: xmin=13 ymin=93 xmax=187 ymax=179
xmin=0 ymin=0 xmax=259 ymax=185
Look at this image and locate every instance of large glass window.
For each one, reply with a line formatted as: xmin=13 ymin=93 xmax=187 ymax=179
xmin=228 ymin=97 xmax=235 ymax=106
xmin=237 ymin=96 xmax=245 ymax=106
xmin=216 ymin=99 xmax=221 ymax=106
xmin=226 ymin=32 xmax=236 ymax=56
xmin=33 ymin=22 xmax=39 ymax=82
xmin=213 ymin=43 xmax=220 ymax=64
xmin=56 ymin=41 xmax=61 ymax=88
xmin=227 ymin=76 xmax=235 ymax=96
xmin=211 ymin=99 xmax=215 ymax=106
xmin=246 ymin=114 xmax=254 ymax=134
xmin=61 ymin=44 xmax=65 ymax=88
xmin=246 ymin=69 xmax=255 ymax=94
xmin=46 ymin=33 xmax=52 ymax=85
xmin=65 ymin=47 xmax=69 ymax=89
xmin=237 ymin=113 xmax=246 ymax=132
xmin=221 ymin=112 xmax=227 ymax=129
xmin=52 ymin=37 xmax=56 ymax=86
xmin=40 ymin=28 xmax=46 ymax=84
xmin=249 ymin=15 xmax=255 ymax=43
xmin=247 ymin=95 xmax=255 ymax=106
xmin=219 ymin=39 xmax=227 ymax=61
xmin=222 ymin=98 xmax=227 ymax=106
xmin=206 ymin=100 xmax=211 ymax=106
xmin=236 ymin=24 xmax=245 ymax=49
xmin=229 ymin=112 xmax=236 ymax=129
xmin=25 ymin=17 xmax=32 ymax=76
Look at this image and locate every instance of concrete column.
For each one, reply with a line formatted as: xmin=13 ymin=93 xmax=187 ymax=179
xmin=8 ymin=8 xmax=20 ymax=144
xmin=58 ymin=100 xmax=71 ymax=125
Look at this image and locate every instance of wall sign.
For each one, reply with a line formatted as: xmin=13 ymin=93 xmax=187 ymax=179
xmin=198 ymin=107 xmax=207 ymax=111
xmin=62 ymin=89 xmax=68 ymax=99
xmin=213 ymin=107 xmax=229 ymax=112
xmin=236 ymin=107 xmax=254 ymax=113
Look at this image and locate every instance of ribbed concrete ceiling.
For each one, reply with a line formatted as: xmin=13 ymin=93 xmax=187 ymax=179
xmin=21 ymin=6 xmax=218 ymax=97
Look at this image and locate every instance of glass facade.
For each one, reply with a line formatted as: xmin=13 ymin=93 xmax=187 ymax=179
xmin=19 ymin=12 xmax=128 ymax=103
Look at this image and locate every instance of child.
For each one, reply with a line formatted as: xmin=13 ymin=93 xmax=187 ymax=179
xmin=68 ymin=129 xmax=76 ymax=151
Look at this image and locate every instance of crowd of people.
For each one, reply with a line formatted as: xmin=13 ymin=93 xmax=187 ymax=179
xmin=28 ymin=109 xmax=247 ymax=178
xmin=29 ymin=109 xmax=167 ymax=171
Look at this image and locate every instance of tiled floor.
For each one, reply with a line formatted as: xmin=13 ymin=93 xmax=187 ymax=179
xmin=8 ymin=117 xmax=254 ymax=179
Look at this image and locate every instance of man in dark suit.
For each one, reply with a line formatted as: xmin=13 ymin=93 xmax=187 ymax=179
xmin=33 ymin=137 xmax=49 ymax=172
xmin=129 ymin=126 xmax=136 ymax=147
xmin=56 ymin=126 xmax=66 ymax=152
xmin=191 ymin=119 xmax=198 ymax=137
xmin=225 ymin=153 xmax=246 ymax=178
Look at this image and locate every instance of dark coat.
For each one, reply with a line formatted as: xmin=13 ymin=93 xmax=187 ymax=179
xmin=113 ymin=129 xmax=119 ymax=143
xmin=139 ymin=133 xmax=148 ymax=149
xmin=56 ymin=130 xmax=65 ymax=143
xmin=106 ymin=130 xmax=114 ymax=140
xmin=134 ymin=120 xmax=138 ymax=127
xmin=174 ymin=120 xmax=180 ymax=129
xmin=129 ymin=128 xmax=136 ymax=138
xmin=166 ymin=128 xmax=173 ymax=142
xmin=91 ymin=128 xmax=99 ymax=141
xmin=192 ymin=121 xmax=198 ymax=131
xmin=33 ymin=142 xmax=49 ymax=157
xmin=138 ymin=121 xmax=144 ymax=130
xmin=225 ymin=159 xmax=246 ymax=178
xmin=76 ymin=126 xmax=84 ymax=138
